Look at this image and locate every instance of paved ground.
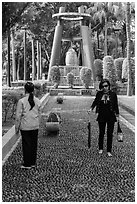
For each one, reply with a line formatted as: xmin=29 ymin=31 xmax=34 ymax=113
xmin=118 ymin=95 xmax=135 ymax=113
xmin=118 ymin=95 xmax=135 ymax=116
xmin=118 ymin=95 xmax=135 ymax=128
xmin=2 ymin=95 xmax=135 ymax=202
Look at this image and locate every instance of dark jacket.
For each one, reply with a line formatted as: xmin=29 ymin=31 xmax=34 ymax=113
xmin=91 ymin=90 xmax=119 ymax=122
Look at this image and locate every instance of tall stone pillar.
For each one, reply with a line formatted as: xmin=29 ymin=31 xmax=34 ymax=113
xmin=47 ymin=8 xmax=64 ymax=81
xmin=81 ymin=25 xmax=95 ymax=82
xmin=47 ymin=24 xmax=63 ymax=81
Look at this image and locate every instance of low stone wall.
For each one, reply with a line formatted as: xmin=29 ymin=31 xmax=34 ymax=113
xmin=2 ymin=93 xmax=50 ymax=165
xmin=50 ymin=88 xmax=81 ymax=96
xmin=117 ymin=86 xmax=127 ymax=95
xmin=116 ymin=82 xmax=135 ymax=95
xmin=49 ymin=88 xmax=96 ymax=96
xmin=60 ymin=76 xmax=83 ymax=86
xmin=80 ymin=88 xmax=96 ymax=96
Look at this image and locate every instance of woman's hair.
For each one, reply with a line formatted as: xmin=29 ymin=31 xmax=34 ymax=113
xmin=24 ymin=82 xmax=35 ymax=110
xmin=99 ymin=78 xmax=110 ymax=90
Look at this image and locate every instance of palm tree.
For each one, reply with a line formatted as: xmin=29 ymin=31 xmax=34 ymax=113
xmin=88 ymin=2 xmax=122 ymax=57
xmin=126 ymin=2 xmax=132 ymax=96
xmin=7 ymin=28 xmax=11 ymax=87
xmin=88 ymin=2 xmax=131 ymax=58
xmin=91 ymin=2 xmax=108 ymax=56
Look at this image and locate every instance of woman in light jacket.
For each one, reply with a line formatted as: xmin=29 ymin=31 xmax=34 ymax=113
xmin=15 ymin=82 xmax=41 ymax=169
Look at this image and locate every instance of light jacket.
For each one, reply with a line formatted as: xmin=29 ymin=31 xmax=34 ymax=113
xmin=15 ymin=94 xmax=41 ymax=131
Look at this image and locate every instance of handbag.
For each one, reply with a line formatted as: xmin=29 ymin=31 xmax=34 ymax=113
xmin=117 ymin=121 xmax=123 ymax=142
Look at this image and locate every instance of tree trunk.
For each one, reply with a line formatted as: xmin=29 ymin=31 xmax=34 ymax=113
xmin=104 ymin=16 xmax=108 ymax=56
xmin=7 ymin=28 xmax=11 ymax=87
xmin=126 ymin=2 xmax=132 ymax=96
xmin=32 ymin=39 xmax=35 ymax=80
xmin=17 ymin=57 xmax=20 ymax=80
xmin=97 ymin=31 xmax=100 ymax=58
xmin=24 ymin=29 xmax=27 ymax=81
xmin=37 ymin=40 xmax=40 ymax=80
xmin=115 ymin=33 xmax=118 ymax=58
xmin=11 ymin=29 xmax=16 ymax=81
xmin=39 ymin=42 xmax=42 ymax=79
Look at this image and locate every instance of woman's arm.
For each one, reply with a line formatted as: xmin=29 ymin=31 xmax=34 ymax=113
xmin=38 ymin=100 xmax=42 ymax=122
xmin=114 ymin=93 xmax=119 ymax=116
xmin=15 ymin=100 xmax=23 ymax=134
xmin=91 ymin=91 xmax=100 ymax=111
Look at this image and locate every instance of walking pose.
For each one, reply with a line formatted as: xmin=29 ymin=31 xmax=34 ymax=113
xmin=90 ymin=79 xmax=119 ymax=157
xmin=15 ymin=82 xmax=41 ymax=169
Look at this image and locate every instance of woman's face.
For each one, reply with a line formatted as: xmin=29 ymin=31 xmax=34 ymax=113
xmin=102 ymin=82 xmax=109 ymax=93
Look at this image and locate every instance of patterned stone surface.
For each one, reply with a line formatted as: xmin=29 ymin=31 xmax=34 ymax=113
xmin=2 ymin=96 xmax=135 ymax=202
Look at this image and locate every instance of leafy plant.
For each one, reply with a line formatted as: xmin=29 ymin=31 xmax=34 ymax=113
xmin=103 ymin=56 xmax=117 ymax=90
xmin=114 ymin=58 xmax=124 ymax=81
xmin=122 ymin=57 xmax=135 ymax=93
xmin=41 ymin=82 xmax=47 ymax=93
xmin=80 ymin=67 xmax=92 ymax=89
xmin=2 ymin=90 xmax=24 ymax=122
xmin=34 ymin=82 xmax=42 ymax=97
xmin=94 ymin=59 xmax=103 ymax=81
xmin=49 ymin=66 xmax=61 ymax=89
xmin=57 ymin=97 xmax=63 ymax=104
xmin=67 ymin=72 xmax=74 ymax=88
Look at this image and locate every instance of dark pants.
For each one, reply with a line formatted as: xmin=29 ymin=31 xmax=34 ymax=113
xmin=20 ymin=129 xmax=38 ymax=167
xmin=98 ymin=121 xmax=115 ymax=152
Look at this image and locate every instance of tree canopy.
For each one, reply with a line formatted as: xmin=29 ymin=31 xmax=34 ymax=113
xmin=2 ymin=2 xmax=135 ymax=72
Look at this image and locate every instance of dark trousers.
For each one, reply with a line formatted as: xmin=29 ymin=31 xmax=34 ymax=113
xmin=98 ymin=121 xmax=115 ymax=152
xmin=20 ymin=129 xmax=38 ymax=167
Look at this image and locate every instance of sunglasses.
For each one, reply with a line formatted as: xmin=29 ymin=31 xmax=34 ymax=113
xmin=103 ymin=85 xmax=108 ymax=88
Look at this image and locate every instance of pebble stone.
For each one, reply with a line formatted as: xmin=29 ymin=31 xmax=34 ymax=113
xmin=2 ymin=96 xmax=135 ymax=202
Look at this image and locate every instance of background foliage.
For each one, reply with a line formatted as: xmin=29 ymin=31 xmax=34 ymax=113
xmin=2 ymin=2 xmax=135 ymax=79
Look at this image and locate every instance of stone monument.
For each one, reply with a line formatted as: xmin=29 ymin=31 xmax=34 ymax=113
xmin=48 ymin=6 xmax=95 ymax=87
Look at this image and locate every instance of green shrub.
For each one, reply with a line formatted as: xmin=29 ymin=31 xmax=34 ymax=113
xmin=80 ymin=67 xmax=92 ymax=89
xmin=41 ymin=82 xmax=47 ymax=93
xmin=49 ymin=65 xmax=61 ymax=89
xmin=67 ymin=72 xmax=74 ymax=88
xmin=34 ymin=82 xmax=41 ymax=89
xmin=2 ymin=90 xmax=24 ymax=122
xmin=57 ymin=97 xmax=63 ymax=104
xmin=122 ymin=58 xmax=135 ymax=89
xmin=131 ymin=57 xmax=135 ymax=86
xmin=114 ymin=58 xmax=124 ymax=81
xmin=122 ymin=58 xmax=135 ymax=80
xmin=34 ymin=82 xmax=42 ymax=97
xmin=103 ymin=56 xmax=117 ymax=90
xmin=94 ymin=59 xmax=103 ymax=81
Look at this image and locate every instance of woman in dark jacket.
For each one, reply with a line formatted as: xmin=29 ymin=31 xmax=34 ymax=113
xmin=90 ymin=79 xmax=119 ymax=157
